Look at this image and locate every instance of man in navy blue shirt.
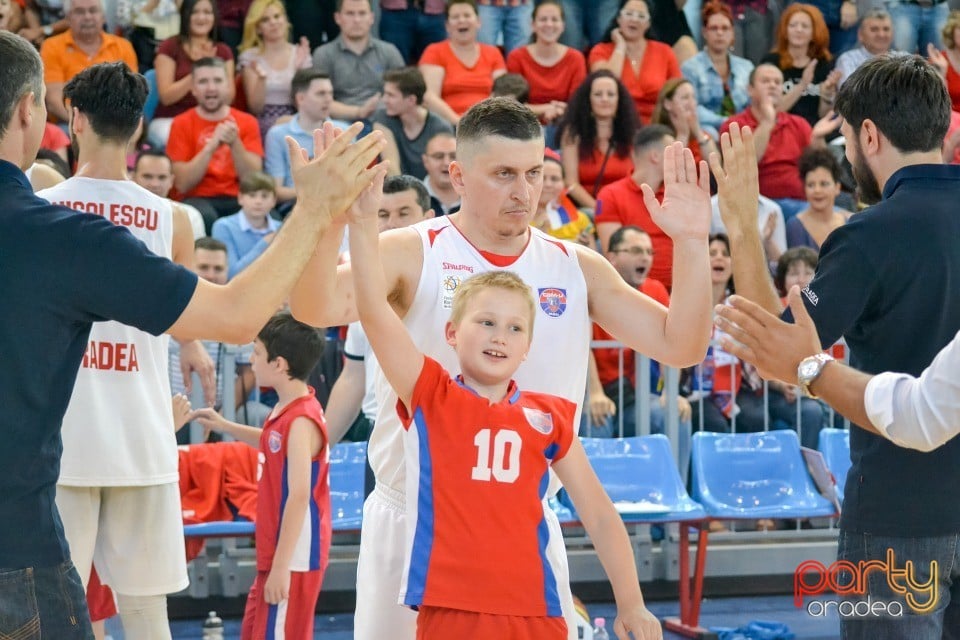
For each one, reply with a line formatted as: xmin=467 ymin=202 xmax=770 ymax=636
xmin=714 ymin=55 xmax=960 ymax=638
xmin=0 ymin=31 xmax=386 ymax=637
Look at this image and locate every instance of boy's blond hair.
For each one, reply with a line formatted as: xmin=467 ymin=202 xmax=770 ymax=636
xmin=449 ymin=271 xmax=537 ymax=334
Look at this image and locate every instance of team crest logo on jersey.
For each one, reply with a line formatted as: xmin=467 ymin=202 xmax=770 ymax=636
xmin=523 ymin=407 xmax=554 ymax=435
xmin=538 ymin=288 xmax=567 ymax=317
xmin=441 ymin=275 xmax=462 ymax=309
xmin=268 ymin=430 xmax=282 ymax=454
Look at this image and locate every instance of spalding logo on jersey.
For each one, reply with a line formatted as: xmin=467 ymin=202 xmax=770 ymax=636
xmin=268 ymin=430 xmax=282 ymax=454
xmin=538 ymin=288 xmax=567 ymax=317
xmin=523 ymin=407 xmax=554 ymax=435
xmin=441 ymin=274 xmax=462 ymax=309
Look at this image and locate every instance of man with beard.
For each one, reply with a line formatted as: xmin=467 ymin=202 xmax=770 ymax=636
xmin=167 ymin=57 xmax=264 ymax=234
xmin=713 ymin=55 xmax=960 ymax=639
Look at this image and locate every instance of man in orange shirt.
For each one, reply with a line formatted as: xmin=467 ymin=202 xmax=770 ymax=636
xmin=167 ymin=57 xmax=263 ymax=234
xmin=40 ymin=0 xmax=137 ymax=123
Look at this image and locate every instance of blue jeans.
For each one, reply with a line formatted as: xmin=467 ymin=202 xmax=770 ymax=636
xmin=835 ymin=529 xmax=960 ymax=639
xmin=477 ymin=3 xmax=533 ymax=55
xmin=886 ymin=0 xmax=949 ymax=54
xmin=378 ymin=8 xmax=447 ymax=64
xmin=558 ymin=0 xmax=621 ymax=51
xmin=0 ymin=560 xmax=93 ymax=639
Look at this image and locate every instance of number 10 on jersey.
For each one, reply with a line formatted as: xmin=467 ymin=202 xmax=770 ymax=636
xmin=471 ymin=429 xmax=521 ymax=483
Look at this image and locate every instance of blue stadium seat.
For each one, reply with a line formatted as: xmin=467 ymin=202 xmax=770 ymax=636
xmin=818 ymin=428 xmax=851 ymax=502
xmin=329 ymin=441 xmax=367 ymax=532
xmin=182 ymin=520 xmax=254 ymax=538
xmin=691 ymin=431 xmax=837 ymax=520
xmin=143 ymin=68 xmax=158 ymax=123
xmin=571 ymin=435 xmax=706 ymax=524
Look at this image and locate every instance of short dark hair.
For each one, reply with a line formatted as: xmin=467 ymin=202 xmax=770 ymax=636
xmin=290 ymin=68 xmax=331 ymax=104
xmin=257 ymin=311 xmax=325 ymax=381
xmin=798 ymin=146 xmax=841 ymax=182
xmin=383 ymin=67 xmax=427 ymax=104
xmin=633 ymin=124 xmax=674 ymax=153
xmin=492 ymin=73 xmax=530 ymax=103
xmin=457 ymin=97 xmax=542 ymax=149
xmin=192 ymin=56 xmax=227 ymax=74
xmin=748 ymin=63 xmax=782 ymax=86
xmin=336 ymin=0 xmax=371 ymax=11
xmin=134 ymin=148 xmax=172 ymax=172
xmin=775 ymin=246 xmax=818 ymax=296
xmin=64 ymin=62 xmax=148 ymax=144
xmin=607 ymin=225 xmax=648 ymax=253
xmin=835 ymin=55 xmax=950 ymax=153
xmin=444 ymin=0 xmax=477 ymax=19
xmin=239 ymin=170 xmax=277 ymax=195
xmin=383 ymin=174 xmax=431 ymax=213
xmin=0 ymin=32 xmax=45 ymax=141
xmin=195 ymin=236 xmax=227 ymax=252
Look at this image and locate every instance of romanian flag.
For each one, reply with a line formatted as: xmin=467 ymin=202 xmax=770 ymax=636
xmin=546 ymin=192 xmax=579 ymax=230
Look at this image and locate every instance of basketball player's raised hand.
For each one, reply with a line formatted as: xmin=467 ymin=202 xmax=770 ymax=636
xmin=709 ymin=122 xmax=760 ymax=238
xmin=614 ymin=605 xmax=663 ymax=640
xmin=641 ymin=141 xmax=711 ymax=243
xmin=284 ymin=121 xmax=387 ymax=224
xmin=346 ymin=167 xmax=386 ymax=225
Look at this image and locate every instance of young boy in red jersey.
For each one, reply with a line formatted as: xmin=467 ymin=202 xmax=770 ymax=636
xmin=190 ymin=312 xmax=330 ymax=640
xmin=348 ymin=175 xmax=662 ymax=640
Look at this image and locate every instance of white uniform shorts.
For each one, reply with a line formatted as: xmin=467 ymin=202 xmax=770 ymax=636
xmin=354 ymin=483 xmax=577 ymax=640
xmin=55 ymin=483 xmax=189 ymax=596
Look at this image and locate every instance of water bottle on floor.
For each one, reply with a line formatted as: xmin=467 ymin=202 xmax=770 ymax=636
xmin=202 ymin=611 xmax=224 ymax=640
xmin=593 ymin=617 xmax=609 ymax=640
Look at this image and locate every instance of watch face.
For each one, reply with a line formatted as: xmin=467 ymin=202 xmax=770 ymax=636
xmin=799 ymin=359 xmax=820 ymax=379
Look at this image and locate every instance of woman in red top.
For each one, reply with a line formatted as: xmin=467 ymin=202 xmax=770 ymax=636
xmin=650 ymin=78 xmax=717 ymax=166
xmin=555 ymin=70 xmax=637 ymax=211
xmin=505 ymin=0 xmax=586 ymax=126
xmin=588 ymin=0 xmax=681 ymax=123
xmin=929 ymin=12 xmax=960 ymax=112
xmin=150 ymin=0 xmax=235 ymax=147
xmin=419 ymin=0 xmax=505 ymax=126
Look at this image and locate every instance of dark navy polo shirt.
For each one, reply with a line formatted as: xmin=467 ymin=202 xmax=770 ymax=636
xmin=785 ymin=164 xmax=960 ymax=536
xmin=0 ymin=160 xmax=198 ymax=567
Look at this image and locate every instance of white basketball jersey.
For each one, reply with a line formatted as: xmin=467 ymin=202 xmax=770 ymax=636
xmin=40 ymin=178 xmax=179 ymax=486
xmin=369 ymin=218 xmax=591 ymax=493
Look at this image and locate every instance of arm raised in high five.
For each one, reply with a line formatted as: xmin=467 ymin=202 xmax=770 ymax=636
xmin=583 ymin=142 xmax=713 ymax=368
xmin=709 ymin=123 xmax=782 ymax=315
xmin=168 ymin=122 xmax=386 ymax=344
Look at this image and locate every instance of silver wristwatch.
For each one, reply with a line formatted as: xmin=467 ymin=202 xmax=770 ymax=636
xmin=797 ymin=353 xmax=834 ymax=399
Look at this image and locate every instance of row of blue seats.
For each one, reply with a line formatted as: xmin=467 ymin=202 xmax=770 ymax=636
xmin=184 ymin=428 xmax=852 ymax=538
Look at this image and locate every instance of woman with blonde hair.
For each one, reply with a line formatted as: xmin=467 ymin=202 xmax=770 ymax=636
xmin=238 ymin=0 xmax=311 ymax=137
xmin=760 ymin=3 xmax=839 ymax=127
xmin=928 ymin=11 xmax=960 ymax=112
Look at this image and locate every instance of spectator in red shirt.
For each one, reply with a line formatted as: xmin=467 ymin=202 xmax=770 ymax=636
xmin=505 ymin=0 xmax=586 ymax=127
xmin=150 ymin=0 xmax=235 ymax=148
xmin=588 ymin=0 xmax=681 ymax=123
xmin=555 ymin=69 xmax=637 ymax=210
xmin=595 ymin=124 xmax=676 ymax=288
xmin=719 ymin=63 xmax=838 ymax=220
xmin=167 ymin=57 xmax=263 ymax=233
xmin=588 ymin=225 xmax=692 ymax=453
xmin=419 ymin=0 xmax=506 ymax=126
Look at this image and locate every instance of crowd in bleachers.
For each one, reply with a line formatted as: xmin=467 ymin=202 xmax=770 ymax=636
xmin=12 ymin=0 xmax=960 ymax=458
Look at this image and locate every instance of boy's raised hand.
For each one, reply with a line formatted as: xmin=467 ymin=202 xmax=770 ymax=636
xmin=643 ymin=141 xmax=711 ymax=243
xmin=285 ymin=122 xmax=387 ymax=224
xmin=614 ymin=605 xmax=663 ymax=640
xmin=186 ymin=407 xmax=228 ymax=441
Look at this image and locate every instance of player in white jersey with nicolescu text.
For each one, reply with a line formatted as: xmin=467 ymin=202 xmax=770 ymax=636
xmin=38 ymin=62 xmax=207 ymax=639
xmin=290 ymin=97 xmax=715 ymax=640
